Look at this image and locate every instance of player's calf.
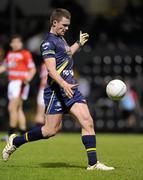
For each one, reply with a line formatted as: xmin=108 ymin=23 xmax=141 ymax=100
xmin=42 ymin=125 xmax=59 ymax=137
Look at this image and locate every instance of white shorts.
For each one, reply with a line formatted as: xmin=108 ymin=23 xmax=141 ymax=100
xmin=37 ymin=88 xmax=44 ymax=106
xmin=8 ymin=80 xmax=30 ymax=100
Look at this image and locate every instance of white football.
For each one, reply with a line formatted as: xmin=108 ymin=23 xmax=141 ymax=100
xmin=106 ymin=79 xmax=127 ymax=100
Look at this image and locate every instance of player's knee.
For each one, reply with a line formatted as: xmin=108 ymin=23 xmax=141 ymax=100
xmin=56 ymin=124 xmax=62 ymax=132
xmin=42 ymin=126 xmax=58 ymax=137
xmin=85 ymin=122 xmax=94 ymax=131
xmin=49 ymin=128 xmax=57 ymax=137
xmin=82 ymin=115 xmax=93 ymax=125
xmin=8 ymin=103 xmax=17 ymax=112
xmin=82 ymin=116 xmax=94 ymax=131
xmin=47 ymin=130 xmax=57 ymax=137
xmin=8 ymin=103 xmax=12 ymax=111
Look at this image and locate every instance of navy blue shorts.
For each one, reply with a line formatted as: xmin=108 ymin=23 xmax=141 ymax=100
xmin=44 ymin=84 xmax=86 ymax=114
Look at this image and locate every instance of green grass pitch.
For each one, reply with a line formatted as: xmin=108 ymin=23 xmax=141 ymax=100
xmin=0 ymin=133 xmax=142 ymax=180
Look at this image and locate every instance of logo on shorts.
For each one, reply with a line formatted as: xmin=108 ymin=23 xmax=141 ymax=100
xmin=55 ymin=102 xmax=61 ymax=107
xmin=55 ymin=108 xmax=62 ymax=112
xmin=82 ymin=99 xmax=86 ymax=102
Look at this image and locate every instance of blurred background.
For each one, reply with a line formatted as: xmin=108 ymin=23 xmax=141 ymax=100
xmin=1 ymin=0 xmax=143 ymax=133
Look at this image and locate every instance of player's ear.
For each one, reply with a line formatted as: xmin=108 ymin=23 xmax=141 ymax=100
xmin=53 ymin=20 xmax=57 ymax=27
xmin=10 ymin=42 xmax=12 ymax=48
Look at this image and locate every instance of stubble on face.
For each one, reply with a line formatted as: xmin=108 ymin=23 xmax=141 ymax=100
xmin=54 ymin=17 xmax=70 ymax=36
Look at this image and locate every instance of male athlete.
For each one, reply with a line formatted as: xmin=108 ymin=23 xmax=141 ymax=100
xmin=2 ymin=9 xmax=114 ymax=171
xmin=0 ymin=35 xmax=36 ymax=138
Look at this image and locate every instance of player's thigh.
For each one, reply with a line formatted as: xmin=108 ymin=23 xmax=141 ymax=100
xmin=8 ymin=98 xmax=21 ymax=111
xmin=70 ymin=103 xmax=94 ymax=129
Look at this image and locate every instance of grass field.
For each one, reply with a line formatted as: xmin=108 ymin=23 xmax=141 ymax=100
xmin=0 ymin=133 xmax=143 ymax=180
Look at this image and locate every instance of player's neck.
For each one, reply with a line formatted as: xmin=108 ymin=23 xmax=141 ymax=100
xmin=50 ymin=28 xmax=59 ymax=36
xmin=12 ymin=48 xmax=23 ymax=52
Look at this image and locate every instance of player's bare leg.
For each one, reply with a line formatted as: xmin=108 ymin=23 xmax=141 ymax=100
xmin=2 ymin=114 xmax=62 ymax=161
xmin=42 ymin=114 xmax=63 ymax=137
xmin=35 ymin=105 xmax=45 ymax=126
xmin=8 ymin=98 xmax=19 ymax=135
xmin=70 ymin=103 xmax=114 ymax=171
xmin=70 ymin=103 xmax=95 ymax=136
xmin=18 ymin=100 xmax=27 ymax=134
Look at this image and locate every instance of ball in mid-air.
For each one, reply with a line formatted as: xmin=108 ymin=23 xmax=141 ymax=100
xmin=106 ymin=79 xmax=127 ymax=100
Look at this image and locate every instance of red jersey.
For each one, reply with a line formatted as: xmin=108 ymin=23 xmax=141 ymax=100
xmin=4 ymin=49 xmax=35 ymax=80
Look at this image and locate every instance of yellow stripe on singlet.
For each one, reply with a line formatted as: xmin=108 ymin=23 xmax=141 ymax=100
xmin=57 ymin=60 xmax=68 ymax=74
xmin=50 ymin=60 xmax=68 ymax=85
xmin=87 ymin=148 xmax=96 ymax=152
xmin=46 ymin=60 xmax=68 ymax=114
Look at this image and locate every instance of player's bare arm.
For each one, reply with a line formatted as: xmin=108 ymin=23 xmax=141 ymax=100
xmin=70 ymin=31 xmax=89 ymax=55
xmin=0 ymin=65 xmax=6 ymax=74
xmin=45 ymin=57 xmax=77 ymax=98
xmin=24 ymin=67 xmax=36 ymax=84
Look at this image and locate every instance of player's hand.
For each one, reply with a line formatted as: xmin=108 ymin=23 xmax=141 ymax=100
xmin=78 ymin=31 xmax=89 ymax=46
xmin=61 ymin=81 xmax=78 ymax=98
xmin=23 ymin=77 xmax=30 ymax=84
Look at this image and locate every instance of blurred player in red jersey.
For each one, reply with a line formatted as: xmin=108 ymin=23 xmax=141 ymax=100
xmin=35 ymin=63 xmax=47 ymax=126
xmin=0 ymin=35 xmax=36 ymax=140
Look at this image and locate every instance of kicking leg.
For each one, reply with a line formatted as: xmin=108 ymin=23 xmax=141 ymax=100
xmin=2 ymin=114 xmax=62 ymax=161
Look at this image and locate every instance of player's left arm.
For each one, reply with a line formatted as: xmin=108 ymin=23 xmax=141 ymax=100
xmin=70 ymin=31 xmax=89 ymax=55
xmin=25 ymin=67 xmax=36 ymax=83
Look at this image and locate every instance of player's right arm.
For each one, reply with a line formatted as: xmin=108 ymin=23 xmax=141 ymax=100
xmin=44 ymin=57 xmax=77 ymax=98
xmin=0 ymin=55 xmax=8 ymax=74
xmin=0 ymin=65 xmax=6 ymax=74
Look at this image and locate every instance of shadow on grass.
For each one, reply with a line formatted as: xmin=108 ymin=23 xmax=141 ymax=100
xmin=39 ymin=162 xmax=85 ymax=169
xmin=2 ymin=161 xmax=85 ymax=169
